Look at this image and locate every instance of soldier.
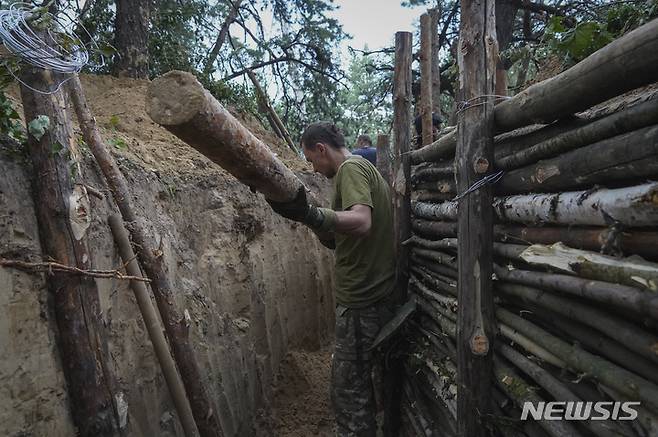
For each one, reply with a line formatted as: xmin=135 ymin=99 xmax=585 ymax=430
xmin=268 ymin=121 xmax=397 ymax=436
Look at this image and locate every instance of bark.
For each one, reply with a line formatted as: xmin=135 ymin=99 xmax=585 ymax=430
xmin=456 ymin=1 xmax=497 ymax=434
xmin=415 ymin=294 xmax=457 ymax=338
xmin=493 ymin=182 xmax=658 ymax=227
xmin=411 ymin=253 xmax=458 ymax=280
xmin=410 ymin=266 xmax=458 ymax=297
xmin=146 ymin=71 xmax=302 ymax=203
xmin=496 ymin=282 xmax=658 ymax=364
xmin=529 ymin=308 xmax=658 ymax=387
xmin=429 ymin=8 xmax=442 ymax=115
xmin=411 ymin=218 xmax=457 ymax=238
xmin=497 ymin=344 xmax=624 ymax=437
xmin=411 ymin=161 xmax=454 ymax=183
xmin=412 ymin=200 xmax=458 ymax=221
xmin=376 ymin=134 xmax=392 ymax=185
xmin=494 ymin=19 xmax=658 ymax=132
xmin=497 ymin=124 xmax=658 ymax=194
xmin=411 ymin=247 xmax=458 ymax=270
xmin=493 ymin=225 xmax=658 ymax=260
xmin=404 ymin=235 xmax=458 ymax=251
xmin=411 ymin=130 xmax=456 ymax=164
xmin=497 ymin=307 xmax=658 ymax=412
xmin=412 ymin=190 xmax=454 ymax=202
xmin=246 ymin=69 xmax=298 ymax=154
xmin=389 ymin=31 xmax=413 ymax=437
xmin=420 ymin=13 xmax=434 ymax=147
xmin=410 ymin=277 xmax=458 ymax=313
xmin=21 ymin=68 xmax=120 ymax=435
xmin=392 ymin=31 xmax=414 ymax=289
xmin=494 ymin=264 xmax=658 ymax=319
xmin=498 ymin=324 xmax=565 ymax=368
xmin=494 ymin=361 xmax=583 ymax=437
xmin=108 ymin=215 xmax=199 ymax=437
xmin=68 ymin=75 xmax=223 ymax=437
xmin=496 ymin=96 xmax=658 ymax=170
xmin=203 ymin=0 xmax=243 ymax=77
xmin=502 ymin=242 xmax=658 ymax=291
xmin=114 ymin=0 xmax=149 ymax=78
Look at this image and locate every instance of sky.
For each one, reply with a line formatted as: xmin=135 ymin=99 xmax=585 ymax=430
xmin=328 ymin=0 xmax=429 ymax=61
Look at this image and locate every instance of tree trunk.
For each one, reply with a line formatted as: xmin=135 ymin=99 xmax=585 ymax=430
xmin=21 ymin=68 xmax=120 ymax=436
xmin=68 ymin=75 xmax=223 ymax=437
xmin=496 ymin=95 xmax=658 ymax=170
xmin=412 ymin=161 xmax=454 ymax=183
xmin=420 ymin=13 xmax=434 ymax=147
xmin=414 ymin=178 xmax=456 ymax=194
xmin=108 ymin=215 xmax=199 ymax=437
xmin=412 ymin=200 xmax=458 ymax=221
xmin=411 ymin=266 xmax=458 ymax=297
xmin=411 ymin=218 xmax=457 ymax=238
xmin=455 ymin=0 xmax=497 ymax=433
xmin=376 ymin=134 xmax=392 ymax=185
xmin=494 ymin=264 xmax=658 ymax=319
xmin=412 ymin=190 xmax=454 ymax=202
xmin=203 ymin=0 xmax=243 ymax=77
xmin=411 ymin=253 xmax=458 ymax=279
xmin=497 ymin=124 xmax=658 ymax=194
xmin=146 ymin=71 xmax=302 ymax=203
xmin=496 ymin=282 xmax=658 ymax=364
xmin=493 ymin=182 xmax=658 ymax=227
xmin=411 ymin=130 xmax=456 ymax=164
xmin=114 ymin=0 xmax=149 ymax=78
xmin=497 ymin=307 xmax=658 ymax=412
xmin=494 ymin=19 xmax=658 ymax=132
xmin=429 ymin=8 xmax=442 ymax=116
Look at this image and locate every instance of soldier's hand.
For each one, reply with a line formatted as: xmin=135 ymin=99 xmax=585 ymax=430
xmin=267 ymin=186 xmax=310 ymax=223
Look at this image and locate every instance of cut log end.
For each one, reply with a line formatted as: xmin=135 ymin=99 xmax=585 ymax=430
xmin=146 ymin=70 xmax=207 ymax=126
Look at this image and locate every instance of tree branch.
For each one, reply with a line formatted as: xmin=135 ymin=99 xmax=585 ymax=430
xmin=203 ymin=0 xmax=244 ymax=76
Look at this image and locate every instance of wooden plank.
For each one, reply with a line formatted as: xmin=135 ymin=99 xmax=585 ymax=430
xmin=455 ymin=0 xmax=497 ymax=434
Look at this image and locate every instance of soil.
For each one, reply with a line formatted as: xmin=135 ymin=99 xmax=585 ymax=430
xmin=269 ymin=347 xmax=335 ymax=437
xmin=1 ymin=74 xmax=335 ymax=436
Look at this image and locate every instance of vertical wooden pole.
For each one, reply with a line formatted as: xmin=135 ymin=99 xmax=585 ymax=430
xmin=420 ymin=13 xmax=434 ymax=147
xmin=456 ymin=0 xmax=497 ymax=435
xmin=20 ymin=68 xmax=121 ymax=436
xmin=392 ymin=31 xmax=413 ymax=291
xmin=376 ymin=134 xmax=391 ymax=185
xmin=388 ymin=30 xmax=413 ymax=437
xmin=429 ymin=7 xmax=442 ymax=115
xmin=67 ymin=75 xmax=223 ymax=437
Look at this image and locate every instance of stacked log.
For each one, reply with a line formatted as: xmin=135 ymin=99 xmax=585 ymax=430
xmin=402 ymin=17 xmax=658 ymax=437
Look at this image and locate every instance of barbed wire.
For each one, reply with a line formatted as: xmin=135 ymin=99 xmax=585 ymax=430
xmin=0 ymin=2 xmax=100 ymax=94
xmin=456 ymin=94 xmax=512 ymax=115
xmin=452 ymin=170 xmax=505 ymax=201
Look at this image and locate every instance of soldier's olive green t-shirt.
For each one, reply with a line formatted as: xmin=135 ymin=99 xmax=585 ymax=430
xmin=331 ymin=156 xmax=395 ymax=308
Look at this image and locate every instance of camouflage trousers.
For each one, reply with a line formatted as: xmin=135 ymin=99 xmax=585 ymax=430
xmin=331 ymin=301 xmax=395 ymax=437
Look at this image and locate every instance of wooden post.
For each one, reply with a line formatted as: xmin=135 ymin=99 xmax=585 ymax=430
xmin=67 ymin=75 xmax=223 ymax=437
xmin=376 ymin=134 xmax=391 ymax=185
xmin=420 ymin=13 xmax=433 ymax=147
xmin=20 ymin=69 xmax=121 ymax=435
xmin=388 ymin=30 xmax=413 ymax=437
xmin=456 ymin=0 xmax=497 ymax=435
xmin=429 ymin=7 xmax=442 ymax=115
xmin=108 ymin=215 xmax=199 ymax=437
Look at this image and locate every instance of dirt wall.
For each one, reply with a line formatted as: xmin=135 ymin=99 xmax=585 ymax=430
xmin=0 ymin=75 xmax=335 ymax=436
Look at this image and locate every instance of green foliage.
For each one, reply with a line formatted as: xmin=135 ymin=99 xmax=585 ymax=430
xmin=28 ymin=115 xmax=50 ymax=141
xmin=108 ymin=137 xmax=128 ymax=150
xmin=107 ymin=114 xmax=120 ymax=129
xmin=0 ymin=91 xmax=25 ymax=142
xmin=543 ymin=17 xmax=613 ymax=63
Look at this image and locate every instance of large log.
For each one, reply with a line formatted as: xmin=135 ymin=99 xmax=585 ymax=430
xmin=494 ymin=19 xmax=658 ymax=132
xmin=501 ymin=242 xmax=658 ymax=291
xmin=68 ymin=75 xmax=223 ymax=436
xmin=411 ymin=130 xmax=456 ymax=164
xmin=108 ymin=215 xmax=199 ymax=437
xmin=414 ymin=178 xmax=456 ymax=194
xmin=496 ymin=95 xmax=658 ymax=170
xmin=498 ymin=324 xmax=565 ymax=368
xmin=496 ymin=282 xmax=658 ymax=364
xmin=494 ymin=225 xmax=658 ymax=260
xmin=497 ymin=124 xmax=658 ymax=194
xmin=146 ymin=70 xmax=301 ymax=203
xmin=411 ymin=161 xmax=454 ymax=183
xmin=494 ymin=264 xmax=658 ymax=319
xmin=455 ymin=0 xmax=497 ymax=434
xmin=412 ymin=201 xmax=458 ymax=221
xmin=412 ymin=190 xmax=454 ymax=202
xmin=411 ymin=254 xmax=458 ymax=279
xmin=429 ymin=7 xmax=441 ymax=116
xmin=493 ymin=182 xmax=658 ymax=227
xmin=21 ymin=69 xmax=121 ymax=435
xmin=376 ymin=134 xmax=392 ymax=185
xmin=497 ymin=307 xmax=658 ymax=412
xmin=410 ymin=266 xmax=458 ymax=297
xmin=411 ymin=247 xmax=458 ymax=270
xmin=411 ymin=219 xmax=457 ymax=238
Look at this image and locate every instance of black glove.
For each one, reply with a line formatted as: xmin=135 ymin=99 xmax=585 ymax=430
xmin=268 ymin=186 xmax=328 ymax=229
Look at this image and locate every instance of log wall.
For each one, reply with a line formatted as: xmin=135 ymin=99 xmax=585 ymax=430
xmin=400 ymin=15 xmax=658 ymax=437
